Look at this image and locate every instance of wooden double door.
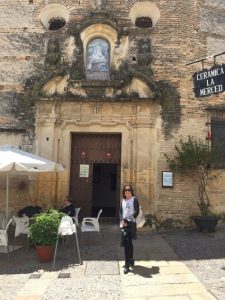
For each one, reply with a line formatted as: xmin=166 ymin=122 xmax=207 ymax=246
xmin=70 ymin=133 xmax=121 ymax=218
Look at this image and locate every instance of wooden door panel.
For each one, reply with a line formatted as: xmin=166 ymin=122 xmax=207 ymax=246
xmin=70 ymin=133 xmax=121 ymax=218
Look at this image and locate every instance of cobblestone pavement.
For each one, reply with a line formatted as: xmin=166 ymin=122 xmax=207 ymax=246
xmin=162 ymin=224 xmax=225 ymax=300
xmin=0 ymin=224 xmax=223 ymax=299
xmin=0 ymin=225 xmax=121 ymax=300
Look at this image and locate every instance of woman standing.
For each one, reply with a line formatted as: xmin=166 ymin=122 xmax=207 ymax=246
xmin=120 ymin=184 xmax=139 ymax=274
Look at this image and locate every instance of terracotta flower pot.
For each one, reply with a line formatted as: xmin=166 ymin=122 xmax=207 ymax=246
xmin=36 ymin=245 xmax=54 ymax=263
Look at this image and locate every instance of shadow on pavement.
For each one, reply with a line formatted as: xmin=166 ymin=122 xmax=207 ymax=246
xmin=0 ymin=226 xmax=120 ymax=274
xmin=2 ymin=224 xmax=225 ymax=275
xmin=161 ymin=224 xmax=225 ymax=260
xmin=130 ymin=265 xmax=160 ymax=278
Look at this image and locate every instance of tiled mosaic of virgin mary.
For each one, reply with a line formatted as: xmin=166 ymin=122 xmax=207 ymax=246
xmin=86 ymin=38 xmax=110 ymax=80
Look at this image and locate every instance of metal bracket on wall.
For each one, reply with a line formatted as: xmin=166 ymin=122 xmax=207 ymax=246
xmin=186 ymin=51 xmax=225 ymax=70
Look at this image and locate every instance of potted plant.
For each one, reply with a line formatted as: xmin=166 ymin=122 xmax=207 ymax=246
xmin=29 ymin=210 xmax=64 ymax=262
xmin=165 ymin=136 xmax=221 ymax=232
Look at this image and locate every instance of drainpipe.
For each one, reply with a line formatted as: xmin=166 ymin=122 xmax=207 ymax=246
xmin=130 ymin=139 xmax=133 ymax=184
xmin=54 ymin=138 xmax=60 ymax=209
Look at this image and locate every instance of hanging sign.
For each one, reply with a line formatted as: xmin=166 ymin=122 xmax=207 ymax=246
xmin=79 ymin=164 xmax=89 ymax=177
xmin=193 ymin=64 xmax=225 ymax=98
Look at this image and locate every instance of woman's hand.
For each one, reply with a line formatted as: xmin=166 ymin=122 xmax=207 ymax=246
xmin=121 ymin=220 xmax=128 ymax=227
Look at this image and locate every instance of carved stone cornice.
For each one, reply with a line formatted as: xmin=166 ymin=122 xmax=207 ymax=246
xmin=68 ymin=11 xmax=120 ymax=35
xmin=93 ymin=0 xmax=108 ymax=10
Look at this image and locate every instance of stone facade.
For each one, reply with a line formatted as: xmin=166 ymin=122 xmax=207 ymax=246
xmin=1 ymin=0 xmax=225 ymax=228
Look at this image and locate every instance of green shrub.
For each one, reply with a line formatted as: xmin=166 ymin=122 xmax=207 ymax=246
xmin=165 ymin=136 xmax=221 ymax=216
xmin=29 ymin=210 xmax=64 ymax=246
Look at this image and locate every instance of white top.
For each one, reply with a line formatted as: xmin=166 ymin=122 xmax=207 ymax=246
xmin=122 ymin=197 xmax=134 ymax=221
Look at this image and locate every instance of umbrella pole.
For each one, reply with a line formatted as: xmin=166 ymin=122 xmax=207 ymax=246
xmin=6 ymin=173 xmax=9 ymax=222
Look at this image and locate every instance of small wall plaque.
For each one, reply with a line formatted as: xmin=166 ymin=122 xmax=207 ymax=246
xmin=79 ymin=164 xmax=89 ymax=178
xmin=162 ymin=171 xmax=173 ymax=188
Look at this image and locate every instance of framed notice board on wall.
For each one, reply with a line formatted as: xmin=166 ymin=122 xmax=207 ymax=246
xmin=79 ymin=164 xmax=89 ymax=178
xmin=162 ymin=171 xmax=173 ymax=188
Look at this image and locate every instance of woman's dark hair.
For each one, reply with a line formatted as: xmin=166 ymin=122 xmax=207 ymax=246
xmin=122 ymin=184 xmax=134 ymax=199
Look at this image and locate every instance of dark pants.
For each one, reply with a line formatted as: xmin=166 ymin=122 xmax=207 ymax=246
xmin=124 ymin=235 xmax=133 ymax=267
xmin=121 ymin=224 xmax=134 ymax=267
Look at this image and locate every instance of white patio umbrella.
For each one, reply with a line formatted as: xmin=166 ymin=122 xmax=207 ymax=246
xmin=0 ymin=145 xmax=64 ymax=220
